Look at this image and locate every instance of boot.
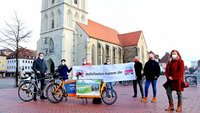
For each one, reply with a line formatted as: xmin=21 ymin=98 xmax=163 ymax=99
xmin=176 ymin=101 xmax=182 ymax=112
xmin=141 ymin=97 xmax=148 ymax=103
xmin=165 ymin=102 xmax=174 ymax=111
xmin=151 ymin=97 xmax=157 ymax=103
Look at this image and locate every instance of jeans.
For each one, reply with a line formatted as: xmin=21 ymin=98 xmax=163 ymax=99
xmin=145 ymin=80 xmax=157 ymax=97
xmin=166 ymin=85 xmax=182 ymax=103
xmin=133 ymin=80 xmax=144 ymax=97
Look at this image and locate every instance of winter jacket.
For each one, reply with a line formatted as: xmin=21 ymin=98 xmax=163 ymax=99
xmin=144 ymin=60 xmax=161 ymax=80
xmin=164 ymin=59 xmax=184 ymax=91
xmin=134 ymin=61 xmax=143 ymax=80
xmin=58 ymin=64 xmax=72 ymax=80
xmin=32 ymin=58 xmax=47 ymax=74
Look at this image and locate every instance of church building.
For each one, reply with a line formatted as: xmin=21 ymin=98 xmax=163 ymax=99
xmin=37 ymin=0 xmax=148 ymax=72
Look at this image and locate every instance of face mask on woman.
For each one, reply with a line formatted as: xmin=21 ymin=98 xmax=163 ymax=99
xmin=61 ymin=62 xmax=65 ymax=65
xmin=172 ymin=54 xmax=177 ymax=59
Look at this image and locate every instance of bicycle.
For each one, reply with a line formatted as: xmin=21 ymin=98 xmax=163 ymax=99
xmin=18 ymin=75 xmax=32 ymax=86
xmin=46 ymin=77 xmax=118 ymax=105
xmin=18 ymin=73 xmax=55 ymax=102
xmin=185 ymin=75 xmax=197 ymax=87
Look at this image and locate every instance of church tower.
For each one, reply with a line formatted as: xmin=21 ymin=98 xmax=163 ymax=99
xmin=37 ymin=0 xmax=88 ymax=72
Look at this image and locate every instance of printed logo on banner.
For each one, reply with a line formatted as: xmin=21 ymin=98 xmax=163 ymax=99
xmin=72 ymin=62 xmax=136 ymax=82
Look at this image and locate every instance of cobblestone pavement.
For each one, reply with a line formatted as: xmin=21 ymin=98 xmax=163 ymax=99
xmin=0 ymin=76 xmax=199 ymax=113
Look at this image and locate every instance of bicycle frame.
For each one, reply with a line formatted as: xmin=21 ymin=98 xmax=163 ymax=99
xmin=28 ymin=74 xmax=55 ymax=96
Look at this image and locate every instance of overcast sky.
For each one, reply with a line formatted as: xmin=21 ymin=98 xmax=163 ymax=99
xmin=0 ymin=0 xmax=200 ymax=66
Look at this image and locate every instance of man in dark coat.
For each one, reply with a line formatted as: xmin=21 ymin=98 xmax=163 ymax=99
xmin=141 ymin=52 xmax=160 ymax=103
xmin=32 ymin=52 xmax=48 ymax=101
xmin=132 ymin=56 xmax=144 ymax=98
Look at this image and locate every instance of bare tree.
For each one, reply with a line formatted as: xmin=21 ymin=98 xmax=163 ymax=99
xmin=0 ymin=12 xmax=32 ymax=87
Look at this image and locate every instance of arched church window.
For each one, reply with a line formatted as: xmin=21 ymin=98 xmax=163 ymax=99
xmin=97 ymin=42 xmax=101 ymax=65
xmin=113 ymin=47 xmax=116 ymax=64
xmin=44 ymin=14 xmax=48 ymax=31
xmin=51 ymin=19 xmax=55 ymax=29
xmin=74 ymin=12 xmax=79 ymax=21
xmin=44 ymin=37 xmax=48 ymax=44
xmin=50 ymin=12 xmax=55 ymax=29
xmin=52 ymin=0 xmax=55 ymax=4
xmin=81 ymin=15 xmax=85 ymax=23
xmin=67 ymin=10 xmax=72 ymax=27
xmin=49 ymin=38 xmax=54 ymax=53
xmin=91 ymin=44 xmax=96 ymax=65
xmin=74 ymin=0 xmax=78 ymax=4
xmin=56 ymin=9 xmax=61 ymax=27
xmin=118 ymin=48 xmax=122 ymax=63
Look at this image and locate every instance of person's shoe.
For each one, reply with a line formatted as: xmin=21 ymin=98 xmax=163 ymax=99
xmin=165 ymin=102 xmax=174 ymax=111
xmin=132 ymin=95 xmax=137 ymax=98
xmin=151 ymin=97 xmax=157 ymax=103
xmin=40 ymin=96 xmax=47 ymax=99
xmin=33 ymin=98 xmax=37 ymax=101
xmin=141 ymin=97 xmax=148 ymax=103
xmin=176 ymin=101 xmax=182 ymax=112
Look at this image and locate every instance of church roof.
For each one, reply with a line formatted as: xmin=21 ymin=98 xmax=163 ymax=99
xmin=78 ymin=19 xmax=142 ymax=47
xmin=78 ymin=20 xmax=121 ymax=45
xmin=118 ymin=31 xmax=142 ymax=46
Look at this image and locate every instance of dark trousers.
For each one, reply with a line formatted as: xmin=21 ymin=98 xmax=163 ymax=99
xmin=133 ymin=79 xmax=144 ymax=98
xmin=34 ymin=74 xmax=45 ymax=99
xmin=166 ymin=85 xmax=182 ymax=103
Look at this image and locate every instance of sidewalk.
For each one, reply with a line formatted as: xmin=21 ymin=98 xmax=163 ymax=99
xmin=0 ymin=76 xmax=199 ymax=113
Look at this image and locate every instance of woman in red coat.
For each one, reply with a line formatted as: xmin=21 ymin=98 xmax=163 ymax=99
xmin=164 ymin=50 xmax=184 ymax=112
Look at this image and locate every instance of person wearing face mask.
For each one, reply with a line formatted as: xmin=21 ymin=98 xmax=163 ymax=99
xmin=163 ymin=50 xmax=184 ymax=112
xmin=58 ymin=59 xmax=72 ymax=81
xmin=132 ymin=56 xmax=144 ymax=98
xmin=82 ymin=58 xmax=91 ymax=66
xmin=141 ymin=52 xmax=161 ymax=103
xmin=104 ymin=59 xmax=113 ymax=91
xmin=32 ymin=52 xmax=48 ymax=101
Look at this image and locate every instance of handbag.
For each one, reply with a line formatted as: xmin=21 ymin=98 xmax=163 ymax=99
xmin=182 ymin=81 xmax=189 ymax=88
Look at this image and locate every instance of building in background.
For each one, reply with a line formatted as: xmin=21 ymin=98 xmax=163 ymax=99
xmin=37 ymin=0 xmax=148 ymax=72
xmin=0 ymin=52 xmax=7 ymax=77
xmin=6 ymin=48 xmax=36 ymax=76
xmin=75 ymin=20 xmax=148 ymax=65
xmin=160 ymin=52 xmax=170 ymax=70
xmin=37 ymin=0 xmax=88 ymax=72
xmin=0 ymin=49 xmax=13 ymax=57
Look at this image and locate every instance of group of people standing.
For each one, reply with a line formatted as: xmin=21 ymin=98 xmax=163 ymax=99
xmin=133 ymin=50 xmax=185 ymax=112
xmin=31 ymin=49 xmax=185 ymax=112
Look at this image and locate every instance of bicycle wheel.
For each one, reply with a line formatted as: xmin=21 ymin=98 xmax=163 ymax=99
xmin=46 ymin=83 xmax=64 ymax=103
xmin=18 ymin=82 xmax=36 ymax=102
xmin=101 ymin=89 xmax=117 ymax=105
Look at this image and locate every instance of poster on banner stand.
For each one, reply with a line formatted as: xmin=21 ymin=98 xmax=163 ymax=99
xmin=76 ymin=79 xmax=102 ymax=98
xmin=64 ymin=80 xmax=76 ymax=97
xmin=72 ymin=62 xmax=136 ymax=82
